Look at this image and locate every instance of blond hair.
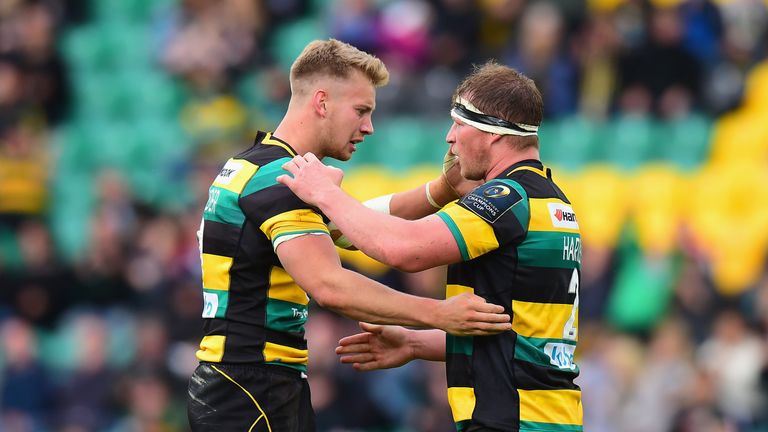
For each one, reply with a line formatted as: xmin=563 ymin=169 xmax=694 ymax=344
xmin=290 ymin=39 xmax=389 ymax=91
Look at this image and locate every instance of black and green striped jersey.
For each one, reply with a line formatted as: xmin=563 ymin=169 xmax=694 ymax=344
xmin=195 ymin=131 xmax=330 ymax=373
xmin=436 ymin=160 xmax=582 ymax=432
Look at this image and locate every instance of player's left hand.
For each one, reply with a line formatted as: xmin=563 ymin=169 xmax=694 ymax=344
xmin=442 ymin=150 xmax=483 ymax=198
xmin=335 ymin=322 xmax=413 ymax=371
xmin=277 ymin=152 xmax=343 ymax=206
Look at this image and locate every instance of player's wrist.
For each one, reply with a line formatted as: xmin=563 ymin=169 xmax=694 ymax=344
xmin=428 ymin=176 xmax=458 ymax=208
xmin=404 ymin=328 xmax=420 ymax=361
xmin=314 ymin=185 xmax=345 ymax=213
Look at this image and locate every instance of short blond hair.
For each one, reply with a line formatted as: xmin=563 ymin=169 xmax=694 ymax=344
xmin=290 ymin=39 xmax=389 ymax=90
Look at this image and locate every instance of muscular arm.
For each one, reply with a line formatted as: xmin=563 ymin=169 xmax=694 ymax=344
xmin=276 ymin=234 xmax=509 ymax=334
xmin=321 ymin=188 xmax=462 ymax=272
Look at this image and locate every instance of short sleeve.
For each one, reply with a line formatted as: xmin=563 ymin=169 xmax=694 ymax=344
xmin=238 ymin=160 xmax=330 ymax=250
xmin=436 ymin=179 xmax=529 ymax=260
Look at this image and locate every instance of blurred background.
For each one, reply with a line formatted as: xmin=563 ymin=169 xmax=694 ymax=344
xmin=0 ymin=0 xmax=767 ymax=430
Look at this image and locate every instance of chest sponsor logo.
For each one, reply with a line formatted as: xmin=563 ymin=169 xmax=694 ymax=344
xmin=214 ymin=160 xmax=242 ymax=185
xmin=461 ymin=182 xmax=521 ymax=224
xmin=547 ymin=202 xmax=579 ymax=229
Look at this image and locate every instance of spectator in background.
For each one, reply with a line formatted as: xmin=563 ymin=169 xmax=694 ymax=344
xmin=696 ymin=308 xmax=765 ymax=428
xmin=618 ymin=5 xmax=702 ymax=115
xmin=54 ymin=313 xmax=119 ymax=431
xmin=12 ymin=0 xmax=71 ymax=126
xmin=575 ymin=9 xmax=622 ymax=119
xmin=0 ymin=317 xmax=53 ymax=431
xmin=0 ymin=220 xmax=75 ymax=327
xmin=429 ymin=0 xmax=482 ymax=74
xmin=327 ymin=0 xmax=380 ymax=55
xmin=503 ymin=1 xmax=579 ymax=118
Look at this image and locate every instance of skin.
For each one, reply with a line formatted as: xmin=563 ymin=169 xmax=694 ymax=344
xmin=266 ymin=73 xmax=512 ymax=336
xmin=275 ymin=96 xmax=541 ymax=368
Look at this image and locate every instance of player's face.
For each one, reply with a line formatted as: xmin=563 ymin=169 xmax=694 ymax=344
xmin=321 ymin=71 xmax=376 ymax=161
xmin=446 ymin=117 xmax=491 ymax=181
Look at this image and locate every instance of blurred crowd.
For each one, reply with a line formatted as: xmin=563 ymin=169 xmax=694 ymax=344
xmin=1 ymin=0 xmax=768 ymax=431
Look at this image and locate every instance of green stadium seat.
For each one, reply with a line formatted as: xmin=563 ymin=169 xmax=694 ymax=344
xmin=653 ymin=114 xmax=711 ymax=170
xmin=269 ymin=18 xmax=325 ymax=71
xmin=49 ymin=172 xmax=95 ymax=261
xmin=544 ymin=115 xmax=601 ymax=170
xmin=102 ymin=22 xmax=152 ymax=69
xmin=60 ymin=26 xmax=110 ymax=71
xmin=89 ymin=0 xmax=172 ymax=23
xmin=601 ymin=115 xmax=658 ymax=170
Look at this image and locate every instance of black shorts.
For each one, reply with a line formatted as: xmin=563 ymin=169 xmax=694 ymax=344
xmin=187 ymin=362 xmax=315 ymax=432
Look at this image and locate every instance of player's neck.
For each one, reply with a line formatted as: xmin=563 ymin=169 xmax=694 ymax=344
xmin=273 ymin=110 xmax=319 ymax=158
xmin=485 ymin=147 xmax=540 ymax=180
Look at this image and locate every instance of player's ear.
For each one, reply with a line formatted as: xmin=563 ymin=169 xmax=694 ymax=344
xmin=312 ymin=90 xmax=328 ymax=118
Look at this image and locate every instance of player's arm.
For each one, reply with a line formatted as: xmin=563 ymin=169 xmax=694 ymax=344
xmin=388 ymin=174 xmax=458 ymax=220
xmin=277 ymin=156 xmax=464 ymax=272
xmin=336 ymin=323 xmax=446 ymax=371
xmin=382 ymin=152 xmax=483 ymax=220
xmin=276 ymin=233 xmax=510 ymax=336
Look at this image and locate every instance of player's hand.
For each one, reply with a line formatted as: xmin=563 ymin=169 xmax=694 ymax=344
xmin=435 ymin=292 xmax=511 ymax=336
xmin=336 ymin=322 xmax=413 ymax=371
xmin=442 ymin=150 xmax=483 ymax=198
xmin=277 ymin=153 xmax=343 ymax=206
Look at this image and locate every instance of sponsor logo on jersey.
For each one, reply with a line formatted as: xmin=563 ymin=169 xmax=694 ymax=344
xmin=461 ymin=181 xmax=521 ymax=223
xmin=547 ymin=203 xmax=579 ymax=229
xmin=483 ymin=185 xmax=511 ymax=199
xmin=544 ymin=342 xmax=577 ymax=371
xmin=214 ymin=160 xmax=242 ymax=185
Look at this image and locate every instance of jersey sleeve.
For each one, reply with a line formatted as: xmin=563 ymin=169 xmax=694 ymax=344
xmin=239 ymin=162 xmax=330 ymax=250
xmin=436 ymin=179 xmax=529 ymax=261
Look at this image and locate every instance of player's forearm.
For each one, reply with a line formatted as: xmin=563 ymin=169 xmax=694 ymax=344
xmin=315 ymin=188 xmax=415 ymax=266
xmin=316 ymin=268 xmax=440 ymax=328
xmin=389 ymin=175 xmax=458 ymax=220
xmin=407 ymin=329 xmax=446 ymax=362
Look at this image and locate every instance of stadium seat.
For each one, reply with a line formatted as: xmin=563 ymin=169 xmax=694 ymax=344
xmin=60 ymin=26 xmax=110 ymax=71
xmin=600 ymin=115 xmax=657 ymax=170
xmin=709 ymin=109 xmax=768 ymax=166
xmin=566 ymin=165 xmax=628 ymax=249
xmin=628 ymin=164 xmax=689 ymax=255
xmin=543 ymin=115 xmax=601 ymax=170
xmin=653 ymin=114 xmax=712 ymax=170
xmin=686 ymin=164 xmax=768 ymax=294
xmin=742 ymin=60 xmax=768 ymax=114
xmin=269 ymin=18 xmax=325 ymax=71
xmin=89 ymin=0 xmax=172 ymax=23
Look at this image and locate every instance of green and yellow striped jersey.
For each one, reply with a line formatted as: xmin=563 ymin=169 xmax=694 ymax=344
xmin=195 ymin=131 xmax=329 ymax=373
xmin=436 ymin=160 xmax=583 ymax=432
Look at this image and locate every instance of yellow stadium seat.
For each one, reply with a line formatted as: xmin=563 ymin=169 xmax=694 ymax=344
xmin=341 ymin=167 xmax=400 ymax=201
xmin=566 ymin=165 xmax=628 ymax=249
xmin=686 ymin=164 xmax=768 ymax=294
xmin=708 ymin=109 xmax=768 ymax=166
xmin=742 ymin=61 xmax=768 ymax=113
xmin=628 ymin=164 xmax=689 ymax=255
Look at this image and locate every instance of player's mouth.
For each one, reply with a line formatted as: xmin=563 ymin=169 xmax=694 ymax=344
xmin=349 ymin=139 xmax=362 ymax=152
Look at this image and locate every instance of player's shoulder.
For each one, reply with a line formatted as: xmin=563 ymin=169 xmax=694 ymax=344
xmin=457 ymin=179 xmax=527 ymax=224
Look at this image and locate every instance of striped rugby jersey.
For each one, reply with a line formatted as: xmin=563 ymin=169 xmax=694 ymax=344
xmin=195 ymin=131 xmax=329 ymax=373
xmin=436 ymin=160 xmax=583 ymax=432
